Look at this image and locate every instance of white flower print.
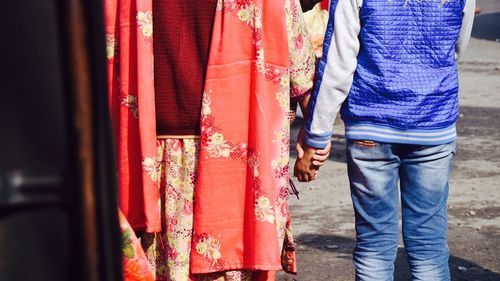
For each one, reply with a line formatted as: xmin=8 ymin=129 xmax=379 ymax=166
xmin=137 ymin=11 xmax=153 ymax=38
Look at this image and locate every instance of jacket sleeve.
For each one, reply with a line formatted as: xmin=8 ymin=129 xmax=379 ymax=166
xmin=304 ymin=0 xmax=362 ymax=149
xmin=455 ymin=0 xmax=476 ymax=60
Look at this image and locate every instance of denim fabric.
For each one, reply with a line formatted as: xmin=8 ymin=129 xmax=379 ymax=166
xmin=347 ymin=140 xmax=456 ymax=281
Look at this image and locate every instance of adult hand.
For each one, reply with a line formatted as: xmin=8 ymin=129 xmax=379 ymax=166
xmin=296 ymin=126 xmax=307 ymax=159
xmin=294 ymin=145 xmax=318 ymax=182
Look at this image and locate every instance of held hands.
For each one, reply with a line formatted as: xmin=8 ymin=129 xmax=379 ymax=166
xmin=293 ymin=127 xmax=331 ymax=182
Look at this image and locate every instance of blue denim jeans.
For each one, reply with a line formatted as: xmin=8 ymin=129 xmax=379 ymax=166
xmin=347 ymin=140 xmax=456 ymax=281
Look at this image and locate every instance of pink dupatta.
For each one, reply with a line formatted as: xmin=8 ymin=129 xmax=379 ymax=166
xmin=104 ymin=0 xmax=160 ymax=232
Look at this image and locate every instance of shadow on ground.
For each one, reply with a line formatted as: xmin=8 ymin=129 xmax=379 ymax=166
xmin=295 ymin=233 xmax=500 ymax=281
xmin=471 ymin=12 xmax=500 ymax=41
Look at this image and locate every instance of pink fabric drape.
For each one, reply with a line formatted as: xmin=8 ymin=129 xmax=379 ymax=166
xmin=105 ymin=0 xmax=160 ymax=232
xmin=191 ymin=0 xmax=314 ymax=274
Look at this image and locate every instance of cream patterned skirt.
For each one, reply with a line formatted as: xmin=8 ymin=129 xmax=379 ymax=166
xmin=139 ymin=138 xmax=280 ymax=281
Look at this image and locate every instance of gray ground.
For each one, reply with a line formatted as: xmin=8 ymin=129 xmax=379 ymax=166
xmin=280 ymin=2 xmax=500 ymax=280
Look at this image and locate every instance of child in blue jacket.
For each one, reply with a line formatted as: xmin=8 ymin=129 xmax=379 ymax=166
xmin=295 ymin=0 xmax=475 ymax=279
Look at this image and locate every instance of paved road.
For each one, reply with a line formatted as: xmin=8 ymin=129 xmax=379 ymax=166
xmin=282 ymin=1 xmax=500 ymax=280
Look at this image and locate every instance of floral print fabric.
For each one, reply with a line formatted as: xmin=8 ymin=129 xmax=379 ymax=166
xmin=105 ymin=0 xmax=161 ymax=232
xmin=191 ymin=0 xmax=314 ymax=275
xmin=303 ymin=4 xmax=329 ymax=58
xmin=140 ymin=138 xmax=198 ymax=281
xmin=119 ymin=210 xmax=156 ymax=281
xmin=138 ymin=139 xmax=276 ymax=281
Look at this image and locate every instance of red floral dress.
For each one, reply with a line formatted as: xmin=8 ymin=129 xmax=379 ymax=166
xmin=105 ymin=0 xmax=314 ymax=280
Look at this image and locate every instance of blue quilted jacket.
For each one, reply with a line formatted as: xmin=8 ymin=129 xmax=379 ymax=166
xmin=341 ymin=0 xmax=466 ymax=144
xmin=305 ymin=0 xmax=470 ymax=147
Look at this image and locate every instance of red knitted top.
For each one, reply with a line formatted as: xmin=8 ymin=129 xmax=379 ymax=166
xmin=153 ymin=1 xmax=218 ymax=135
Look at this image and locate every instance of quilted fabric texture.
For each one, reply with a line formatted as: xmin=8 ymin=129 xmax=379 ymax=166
xmin=340 ymin=0 xmax=466 ymax=129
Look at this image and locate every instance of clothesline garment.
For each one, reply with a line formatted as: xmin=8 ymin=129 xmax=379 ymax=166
xmin=104 ymin=0 xmax=315 ymax=280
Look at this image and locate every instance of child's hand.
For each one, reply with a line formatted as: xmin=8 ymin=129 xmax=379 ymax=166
xmin=294 ymin=145 xmax=319 ymax=182
xmin=294 ymin=126 xmax=332 ymax=182
xmin=311 ymin=141 xmax=331 ymax=167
